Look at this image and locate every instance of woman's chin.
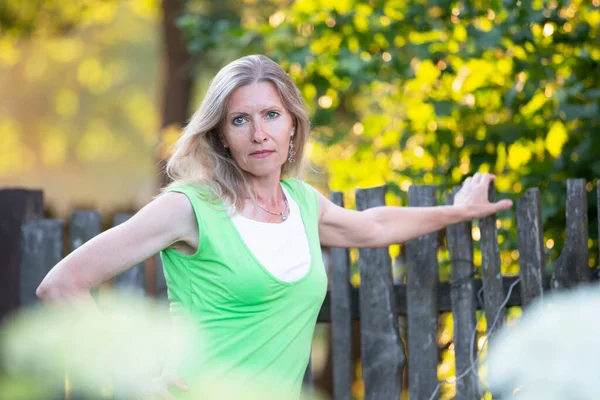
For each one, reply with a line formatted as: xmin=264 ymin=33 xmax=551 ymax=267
xmin=242 ymin=163 xmax=285 ymax=178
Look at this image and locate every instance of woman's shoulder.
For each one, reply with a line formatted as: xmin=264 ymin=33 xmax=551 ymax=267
xmin=162 ymin=182 xmax=222 ymax=205
xmin=282 ymin=178 xmax=319 ymax=205
xmin=163 ymin=182 xmax=212 ymax=196
xmin=281 ymin=178 xmax=301 ymax=194
xmin=154 ymin=189 xmax=202 ymax=223
xmin=140 ymin=190 xmax=198 ymax=249
xmin=281 ymin=177 xmax=316 ymax=191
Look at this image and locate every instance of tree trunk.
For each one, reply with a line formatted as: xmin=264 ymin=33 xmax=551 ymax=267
xmin=146 ymin=0 xmax=194 ymax=296
xmin=157 ymin=0 xmax=194 ymax=189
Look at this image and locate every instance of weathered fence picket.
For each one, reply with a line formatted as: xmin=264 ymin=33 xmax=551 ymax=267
xmin=20 ymin=220 xmax=64 ymax=307
xmin=570 ymin=179 xmax=590 ymax=283
xmin=406 ymin=185 xmax=439 ymax=400
xmin=329 ymin=191 xmax=353 ymax=400
xmin=555 ymin=179 xmax=590 ymax=288
xmin=516 ymin=189 xmax=545 ymax=307
xmin=0 ymin=177 xmax=597 ymax=400
xmin=446 ymin=187 xmax=478 ymax=400
xmin=70 ymin=211 xmax=101 ymax=252
xmin=355 ymin=186 xmax=404 ymax=400
xmin=0 ymin=189 xmax=43 ymax=322
xmin=68 ymin=211 xmax=102 ymax=400
xmin=155 ymin=254 xmax=168 ymax=299
xmin=302 ymin=357 xmax=313 ymax=393
xmin=479 ymin=186 xmax=506 ymax=338
xmin=19 ymin=218 xmax=66 ymax=400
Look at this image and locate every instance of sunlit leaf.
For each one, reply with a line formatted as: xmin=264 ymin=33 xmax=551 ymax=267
xmin=507 ymin=141 xmax=533 ymax=170
xmin=545 ymin=121 xmax=568 ymax=158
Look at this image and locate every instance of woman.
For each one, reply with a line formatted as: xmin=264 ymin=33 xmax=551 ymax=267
xmin=36 ymin=55 xmax=512 ymax=399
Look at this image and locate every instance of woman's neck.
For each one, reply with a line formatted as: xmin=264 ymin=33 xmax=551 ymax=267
xmin=249 ymin=174 xmax=284 ymax=208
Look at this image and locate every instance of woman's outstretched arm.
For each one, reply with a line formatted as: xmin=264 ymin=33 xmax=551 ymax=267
xmin=36 ymin=192 xmax=197 ymax=303
xmin=34 ymin=191 xmax=197 ymax=398
xmin=317 ymin=173 xmax=513 ymax=249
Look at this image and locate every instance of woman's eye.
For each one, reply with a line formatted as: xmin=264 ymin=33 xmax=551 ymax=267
xmin=266 ymin=111 xmax=279 ymax=119
xmin=232 ymin=117 xmax=245 ymax=125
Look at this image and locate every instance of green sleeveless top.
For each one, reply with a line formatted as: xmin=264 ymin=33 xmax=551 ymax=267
xmin=158 ymin=178 xmax=327 ymax=399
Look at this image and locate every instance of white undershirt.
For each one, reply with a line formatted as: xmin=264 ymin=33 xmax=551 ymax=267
xmin=230 ymin=186 xmax=312 ymax=282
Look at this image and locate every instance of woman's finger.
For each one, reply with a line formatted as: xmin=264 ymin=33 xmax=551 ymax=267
xmin=463 ymin=177 xmax=473 ymax=187
xmin=480 ymin=173 xmax=496 ymax=187
xmin=494 ymin=199 xmax=513 ymax=212
xmin=472 ymin=172 xmax=482 ymax=185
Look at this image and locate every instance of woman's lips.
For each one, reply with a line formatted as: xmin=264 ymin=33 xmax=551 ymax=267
xmin=250 ymin=150 xmax=274 ymax=158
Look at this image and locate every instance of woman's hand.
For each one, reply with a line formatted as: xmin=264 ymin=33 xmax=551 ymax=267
xmin=131 ymin=374 xmax=190 ymax=400
xmin=454 ymin=172 xmax=513 ymax=220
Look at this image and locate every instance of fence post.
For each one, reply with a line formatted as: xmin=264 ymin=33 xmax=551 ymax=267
xmin=355 ymin=185 xmax=404 ymax=400
xmin=554 ymin=179 xmax=589 ymax=288
xmin=70 ymin=211 xmax=101 ymax=251
xmin=0 ymin=189 xmax=44 ymax=321
xmin=69 ymin=211 xmax=102 ymax=400
xmin=71 ymin=210 xmax=101 ymax=301
xmin=406 ymin=185 xmax=440 ymax=400
xmin=517 ymin=189 xmax=545 ymax=307
xmin=20 ymin=220 xmax=64 ymax=307
xmin=446 ymin=187 xmax=478 ymax=400
xmin=112 ymin=213 xmax=146 ymax=293
xmin=20 ymin=219 xmax=66 ymax=400
xmin=155 ymin=254 xmax=168 ymax=299
xmin=479 ymin=185 xmax=506 ymax=338
xmin=329 ymin=192 xmax=353 ymax=400
xmin=302 ymin=356 xmax=313 ymax=393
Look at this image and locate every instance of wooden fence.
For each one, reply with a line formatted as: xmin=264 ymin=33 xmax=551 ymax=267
xmin=0 ymin=178 xmax=597 ymax=400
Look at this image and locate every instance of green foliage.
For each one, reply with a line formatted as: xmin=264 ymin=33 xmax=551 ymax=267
xmin=182 ymin=1 xmax=599 ymax=270
xmin=0 ymin=0 xmax=120 ymax=36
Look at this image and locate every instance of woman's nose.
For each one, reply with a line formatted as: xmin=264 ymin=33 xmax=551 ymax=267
xmin=251 ymin=122 xmax=268 ymax=143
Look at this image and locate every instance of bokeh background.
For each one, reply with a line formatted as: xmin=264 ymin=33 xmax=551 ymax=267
xmin=1 ymin=0 xmax=598 ymax=399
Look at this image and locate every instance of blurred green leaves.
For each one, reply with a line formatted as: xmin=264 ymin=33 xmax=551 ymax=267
xmin=182 ymin=0 xmax=598 ymax=256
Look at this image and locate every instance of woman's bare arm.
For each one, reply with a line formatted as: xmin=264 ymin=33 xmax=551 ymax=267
xmin=36 ymin=192 xmax=197 ymax=302
xmin=317 ymin=173 xmax=513 ymax=248
xmin=34 ymin=192 xmax=196 ymax=397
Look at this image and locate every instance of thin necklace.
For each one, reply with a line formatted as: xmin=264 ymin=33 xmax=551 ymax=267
xmin=254 ymin=190 xmax=289 ymax=221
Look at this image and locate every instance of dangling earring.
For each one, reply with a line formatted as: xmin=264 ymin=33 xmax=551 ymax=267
xmin=288 ymin=135 xmax=296 ymax=163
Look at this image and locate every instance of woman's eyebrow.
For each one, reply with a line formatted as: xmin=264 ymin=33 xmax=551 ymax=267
xmin=227 ymin=106 xmax=283 ymax=117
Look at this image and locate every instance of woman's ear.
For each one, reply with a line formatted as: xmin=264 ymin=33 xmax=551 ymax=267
xmin=217 ymin=132 xmax=228 ymax=148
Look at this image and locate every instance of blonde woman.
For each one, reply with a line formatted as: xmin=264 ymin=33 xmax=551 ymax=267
xmin=36 ymin=55 xmax=512 ymax=399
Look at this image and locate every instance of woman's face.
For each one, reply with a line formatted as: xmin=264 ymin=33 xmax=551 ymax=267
xmin=220 ymin=81 xmax=294 ymax=179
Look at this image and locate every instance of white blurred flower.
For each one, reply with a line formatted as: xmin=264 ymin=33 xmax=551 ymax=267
xmin=0 ymin=289 xmax=200 ymax=398
xmin=487 ymin=284 xmax=600 ymax=400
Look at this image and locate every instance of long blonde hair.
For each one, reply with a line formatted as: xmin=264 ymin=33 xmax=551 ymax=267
xmin=161 ymin=55 xmax=310 ymax=209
